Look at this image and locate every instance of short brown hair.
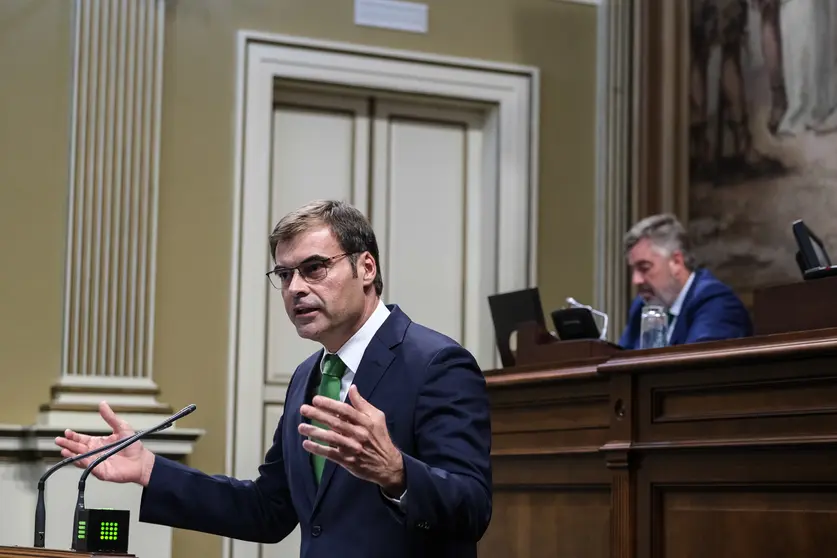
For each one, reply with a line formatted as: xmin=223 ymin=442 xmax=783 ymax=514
xmin=623 ymin=213 xmax=696 ymax=270
xmin=269 ymin=200 xmax=384 ymax=295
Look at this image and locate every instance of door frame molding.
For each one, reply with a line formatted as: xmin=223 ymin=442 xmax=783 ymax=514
xmin=225 ymin=30 xmax=539 ymax=557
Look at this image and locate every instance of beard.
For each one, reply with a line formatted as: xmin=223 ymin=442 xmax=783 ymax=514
xmin=639 ymin=279 xmax=682 ymax=308
xmin=655 ymin=282 xmax=682 ymax=307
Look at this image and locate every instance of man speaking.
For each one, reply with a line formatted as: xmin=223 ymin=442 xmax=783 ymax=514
xmin=55 ymin=200 xmax=492 ymax=557
xmin=618 ymin=213 xmax=752 ymax=349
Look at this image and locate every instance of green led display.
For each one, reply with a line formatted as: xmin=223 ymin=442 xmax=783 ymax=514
xmin=72 ymin=508 xmax=130 ymax=553
xmin=100 ymin=521 xmax=120 ymax=541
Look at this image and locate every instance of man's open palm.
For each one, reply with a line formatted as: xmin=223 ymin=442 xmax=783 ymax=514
xmin=54 ymin=401 xmax=155 ymax=486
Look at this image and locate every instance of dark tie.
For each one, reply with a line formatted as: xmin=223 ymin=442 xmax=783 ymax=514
xmin=312 ymin=354 xmax=346 ymax=483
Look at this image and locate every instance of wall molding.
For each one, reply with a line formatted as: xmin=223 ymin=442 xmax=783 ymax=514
xmin=0 ymin=425 xmax=202 ymax=460
xmin=549 ymin=0 xmax=600 ymax=5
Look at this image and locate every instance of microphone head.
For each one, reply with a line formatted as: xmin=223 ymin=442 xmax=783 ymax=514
xmin=176 ymin=404 xmax=197 ymax=417
xmin=166 ymin=404 xmax=197 ymax=426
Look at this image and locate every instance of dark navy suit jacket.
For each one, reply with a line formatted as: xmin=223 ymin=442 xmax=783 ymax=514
xmin=618 ymin=268 xmax=752 ymax=350
xmin=138 ymin=305 xmax=492 ymax=558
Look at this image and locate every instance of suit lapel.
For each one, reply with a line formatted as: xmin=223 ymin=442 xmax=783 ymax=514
xmin=291 ymin=351 xmax=323 ymax=512
xmin=311 ymin=305 xmax=408 ymax=514
xmin=670 ymin=271 xmax=702 ymax=345
xmin=313 ymin=336 xmax=396 ymax=510
xmin=670 ymin=311 xmax=689 ymax=345
xmin=349 ymin=335 xmax=397 ymax=402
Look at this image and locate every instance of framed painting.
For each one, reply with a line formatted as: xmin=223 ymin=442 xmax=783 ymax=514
xmin=628 ymin=0 xmax=837 ymax=308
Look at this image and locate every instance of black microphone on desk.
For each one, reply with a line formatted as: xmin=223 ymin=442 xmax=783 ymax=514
xmin=69 ymin=404 xmax=197 ymax=554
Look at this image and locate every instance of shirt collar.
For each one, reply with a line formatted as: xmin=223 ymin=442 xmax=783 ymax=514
xmin=320 ymin=299 xmax=390 ymax=374
xmin=668 ymin=271 xmax=696 ymax=318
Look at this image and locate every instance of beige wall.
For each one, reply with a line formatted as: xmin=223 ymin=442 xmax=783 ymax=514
xmin=0 ymin=0 xmax=72 ymax=424
xmin=0 ymin=1 xmax=598 ymax=557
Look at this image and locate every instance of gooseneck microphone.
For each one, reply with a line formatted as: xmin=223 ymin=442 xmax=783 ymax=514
xmin=566 ymin=296 xmax=610 ymax=340
xmin=69 ymin=404 xmax=197 ymax=553
xmin=34 ymin=434 xmax=136 ymax=547
xmin=74 ymin=404 xmax=197 ymax=511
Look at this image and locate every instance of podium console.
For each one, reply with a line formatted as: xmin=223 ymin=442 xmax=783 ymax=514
xmin=0 ymin=546 xmax=135 ymax=557
xmin=753 ymin=274 xmax=837 ymax=335
xmin=488 ymin=320 xmax=622 ymax=371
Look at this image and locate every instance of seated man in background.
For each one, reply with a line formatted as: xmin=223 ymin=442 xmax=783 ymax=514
xmin=618 ymin=213 xmax=752 ymax=349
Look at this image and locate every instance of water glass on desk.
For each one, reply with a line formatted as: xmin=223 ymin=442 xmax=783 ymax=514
xmin=639 ymin=305 xmax=668 ymax=349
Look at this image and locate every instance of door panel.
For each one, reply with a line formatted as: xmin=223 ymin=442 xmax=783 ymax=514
xmin=235 ymin=87 xmax=496 ymax=558
xmin=372 ymin=101 xmax=495 ymax=368
xmin=257 ymin=90 xmax=371 ymax=558
xmin=266 ymin=91 xmax=372 ymax=388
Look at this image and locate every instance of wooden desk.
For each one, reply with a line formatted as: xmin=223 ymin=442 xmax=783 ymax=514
xmin=479 ymin=329 xmax=837 ymax=558
xmin=753 ymin=274 xmax=837 ymax=335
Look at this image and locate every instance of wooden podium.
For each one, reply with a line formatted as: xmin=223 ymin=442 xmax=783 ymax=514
xmin=479 ymin=324 xmax=837 ymax=558
xmin=0 ymin=547 xmax=135 ymax=557
xmin=504 ymin=322 xmax=623 ymax=367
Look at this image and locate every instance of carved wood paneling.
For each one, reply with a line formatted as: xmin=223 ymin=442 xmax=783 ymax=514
xmin=485 ymin=328 xmax=837 ymax=558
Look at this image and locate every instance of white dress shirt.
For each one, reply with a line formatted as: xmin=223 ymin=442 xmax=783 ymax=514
xmin=320 ymin=299 xmax=390 ymax=403
xmin=666 ymin=272 xmax=695 ymax=344
xmin=317 ymin=299 xmax=406 ymax=507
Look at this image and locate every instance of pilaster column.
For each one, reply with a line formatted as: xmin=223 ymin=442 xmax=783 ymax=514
xmin=594 ymin=0 xmax=633 ymax=341
xmin=40 ymin=0 xmax=170 ymax=429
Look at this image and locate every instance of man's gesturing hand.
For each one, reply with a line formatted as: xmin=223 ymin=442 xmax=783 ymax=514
xmin=299 ymin=385 xmax=405 ymax=496
xmin=54 ymin=401 xmax=156 ymax=487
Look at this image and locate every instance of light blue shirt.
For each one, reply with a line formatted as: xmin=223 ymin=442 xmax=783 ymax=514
xmin=666 ymin=272 xmax=695 ymax=344
xmin=320 ymin=299 xmax=390 ymax=402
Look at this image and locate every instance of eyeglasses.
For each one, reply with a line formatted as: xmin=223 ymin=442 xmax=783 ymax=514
xmin=266 ymin=253 xmax=353 ymax=290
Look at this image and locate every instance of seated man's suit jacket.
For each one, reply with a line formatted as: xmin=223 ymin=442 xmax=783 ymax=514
xmin=618 ymin=268 xmax=752 ymax=350
xmin=139 ymin=304 xmax=492 ymax=558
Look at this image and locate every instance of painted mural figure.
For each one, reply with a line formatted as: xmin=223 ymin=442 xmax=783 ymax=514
xmin=776 ymin=0 xmax=837 ymax=135
xmin=691 ymin=0 xmax=783 ymax=184
xmin=689 ymin=0 xmax=837 ymax=184
xmin=752 ymin=0 xmax=787 ymax=134
xmin=687 ymin=0 xmax=837 ymax=302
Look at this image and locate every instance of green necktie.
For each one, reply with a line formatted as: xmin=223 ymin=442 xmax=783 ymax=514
xmin=312 ymin=353 xmax=346 ymax=483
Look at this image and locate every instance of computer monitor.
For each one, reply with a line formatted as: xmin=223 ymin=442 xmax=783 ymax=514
xmin=487 ymin=287 xmax=546 ymax=367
